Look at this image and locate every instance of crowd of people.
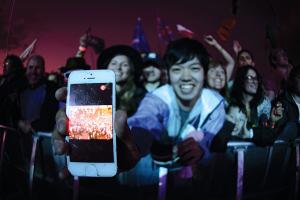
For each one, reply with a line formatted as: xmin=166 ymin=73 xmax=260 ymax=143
xmin=0 ymin=32 xmax=299 ymax=200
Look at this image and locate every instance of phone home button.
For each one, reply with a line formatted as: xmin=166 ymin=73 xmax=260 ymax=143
xmin=85 ymin=164 xmax=98 ymax=177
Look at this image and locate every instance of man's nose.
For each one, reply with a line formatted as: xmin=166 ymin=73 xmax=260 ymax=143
xmin=181 ymin=68 xmax=192 ymax=80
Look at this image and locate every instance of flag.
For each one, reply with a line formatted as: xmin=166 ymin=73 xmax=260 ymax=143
xmin=131 ymin=17 xmax=151 ymax=53
xmin=156 ymin=17 xmax=173 ymax=45
xmin=176 ymin=24 xmax=194 ymax=39
xmin=217 ymin=17 xmax=236 ymax=42
xmin=19 ymin=38 xmax=38 ymax=61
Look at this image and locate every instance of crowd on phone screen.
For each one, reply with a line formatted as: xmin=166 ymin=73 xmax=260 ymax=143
xmin=0 ymin=31 xmax=299 ymax=200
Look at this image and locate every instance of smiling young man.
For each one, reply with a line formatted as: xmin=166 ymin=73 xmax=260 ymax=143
xmin=120 ymin=38 xmax=226 ymax=200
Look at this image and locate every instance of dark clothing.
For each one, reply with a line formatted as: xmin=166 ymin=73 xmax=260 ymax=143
xmin=1 ymin=79 xmax=59 ymax=132
xmin=275 ymin=91 xmax=300 ymax=136
xmin=211 ymin=119 xmax=282 ymax=152
xmin=0 ymin=73 xmax=27 ymax=122
xmin=117 ymin=84 xmax=145 ymax=117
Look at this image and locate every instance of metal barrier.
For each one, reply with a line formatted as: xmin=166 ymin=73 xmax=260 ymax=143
xmin=295 ymin=138 xmax=300 ymax=200
xmin=227 ymin=139 xmax=298 ymax=200
xmin=29 ymin=131 xmax=79 ymax=200
xmin=227 ymin=141 xmax=254 ymax=200
xmin=0 ymin=125 xmax=18 ymax=197
xmin=4 ymin=128 xmax=299 ymax=200
xmin=0 ymin=125 xmax=17 ymax=179
xmin=29 ymin=131 xmax=53 ymax=197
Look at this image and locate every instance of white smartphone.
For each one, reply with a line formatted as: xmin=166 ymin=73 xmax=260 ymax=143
xmin=66 ymin=70 xmax=117 ymax=177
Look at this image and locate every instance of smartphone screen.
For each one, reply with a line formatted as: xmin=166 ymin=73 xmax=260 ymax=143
xmin=68 ymin=83 xmax=113 ymax=163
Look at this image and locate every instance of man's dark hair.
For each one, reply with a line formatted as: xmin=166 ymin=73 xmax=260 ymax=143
xmin=163 ymin=38 xmax=209 ymax=73
xmin=237 ymin=49 xmax=254 ymax=61
xmin=4 ymin=54 xmax=24 ymax=70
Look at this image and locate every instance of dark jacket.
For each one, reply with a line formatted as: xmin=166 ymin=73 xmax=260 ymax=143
xmin=1 ymin=79 xmax=59 ymax=132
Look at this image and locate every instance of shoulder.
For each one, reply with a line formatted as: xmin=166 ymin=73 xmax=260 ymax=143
xmin=152 ymin=84 xmax=175 ymax=104
xmin=202 ymin=88 xmax=224 ymax=104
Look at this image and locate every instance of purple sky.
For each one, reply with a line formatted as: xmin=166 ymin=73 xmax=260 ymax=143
xmin=0 ymin=0 xmax=299 ymax=78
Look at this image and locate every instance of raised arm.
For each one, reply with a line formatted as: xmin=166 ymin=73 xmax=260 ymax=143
xmin=204 ymin=35 xmax=235 ymax=81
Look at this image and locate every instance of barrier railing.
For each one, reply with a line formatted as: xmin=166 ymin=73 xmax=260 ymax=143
xmin=29 ymin=131 xmax=78 ymax=200
xmin=295 ymin=138 xmax=300 ymax=200
xmin=0 ymin=125 xmax=17 ymax=179
xmin=3 ymin=128 xmax=299 ymax=200
xmin=29 ymin=131 xmax=53 ymax=197
xmin=227 ymin=139 xmax=298 ymax=200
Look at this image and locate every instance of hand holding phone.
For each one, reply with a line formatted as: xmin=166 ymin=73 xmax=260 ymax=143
xmin=53 ymin=86 xmax=140 ymax=175
xmin=66 ymin=70 xmax=117 ymax=177
xmin=204 ymin=35 xmax=217 ymax=46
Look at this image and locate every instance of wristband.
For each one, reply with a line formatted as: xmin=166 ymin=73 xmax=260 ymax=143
xmin=78 ymin=46 xmax=87 ymax=52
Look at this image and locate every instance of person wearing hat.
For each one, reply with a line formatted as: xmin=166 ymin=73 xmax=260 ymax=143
xmin=59 ymin=56 xmax=91 ymax=82
xmin=97 ymin=44 xmax=145 ymax=117
xmin=140 ymin=52 xmax=167 ymax=93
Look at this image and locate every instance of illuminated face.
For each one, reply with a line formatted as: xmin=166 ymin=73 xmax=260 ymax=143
xmin=244 ymin=68 xmax=258 ymax=95
xmin=108 ymin=55 xmax=131 ymax=83
xmin=207 ymin=65 xmax=226 ymax=91
xmin=238 ymin=52 xmax=254 ymax=67
xmin=26 ymin=58 xmax=45 ymax=87
xmin=143 ymin=65 xmax=161 ymax=83
xmin=227 ymin=106 xmax=247 ymax=136
xmin=169 ymin=57 xmax=204 ymax=109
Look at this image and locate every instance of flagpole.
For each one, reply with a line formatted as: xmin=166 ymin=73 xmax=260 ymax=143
xmin=155 ymin=10 xmax=162 ymax=56
xmin=5 ymin=0 xmax=16 ymax=56
xmin=156 ymin=17 xmax=162 ymax=56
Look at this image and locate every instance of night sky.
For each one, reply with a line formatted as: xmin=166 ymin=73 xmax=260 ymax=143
xmin=0 ymin=0 xmax=299 ymax=79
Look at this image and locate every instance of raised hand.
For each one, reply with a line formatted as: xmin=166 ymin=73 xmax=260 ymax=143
xmin=204 ymin=35 xmax=218 ymax=47
xmin=233 ymin=40 xmax=242 ymax=56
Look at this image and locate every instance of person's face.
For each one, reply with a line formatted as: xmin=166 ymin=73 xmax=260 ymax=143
xmin=143 ymin=65 xmax=161 ymax=83
xmin=207 ymin=65 xmax=226 ymax=91
xmin=244 ymin=68 xmax=258 ymax=95
xmin=3 ymin=59 xmax=16 ymax=76
xmin=227 ymin=106 xmax=246 ymax=136
xmin=275 ymin=49 xmax=289 ymax=66
xmin=26 ymin=58 xmax=45 ymax=86
xmin=265 ymin=90 xmax=275 ymax=101
xmin=169 ymin=57 xmax=204 ymax=108
xmin=107 ymin=55 xmax=131 ymax=84
xmin=238 ymin=52 xmax=254 ymax=67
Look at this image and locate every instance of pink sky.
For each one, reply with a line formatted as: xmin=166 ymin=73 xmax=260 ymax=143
xmin=0 ymin=0 xmax=299 ymax=78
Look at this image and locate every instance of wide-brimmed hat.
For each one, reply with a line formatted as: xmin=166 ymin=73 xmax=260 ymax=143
xmin=97 ymin=45 xmax=143 ymax=83
xmin=97 ymin=45 xmax=142 ymax=69
xmin=59 ymin=57 xmax=91 ymax=73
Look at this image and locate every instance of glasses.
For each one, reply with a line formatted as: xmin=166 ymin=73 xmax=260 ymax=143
xmin=245 ymin=75 xmax=258 ymax=82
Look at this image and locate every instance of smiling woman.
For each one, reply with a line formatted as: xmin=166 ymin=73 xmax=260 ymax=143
xmin=96 ymin=44 xmax=145 ymax=117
